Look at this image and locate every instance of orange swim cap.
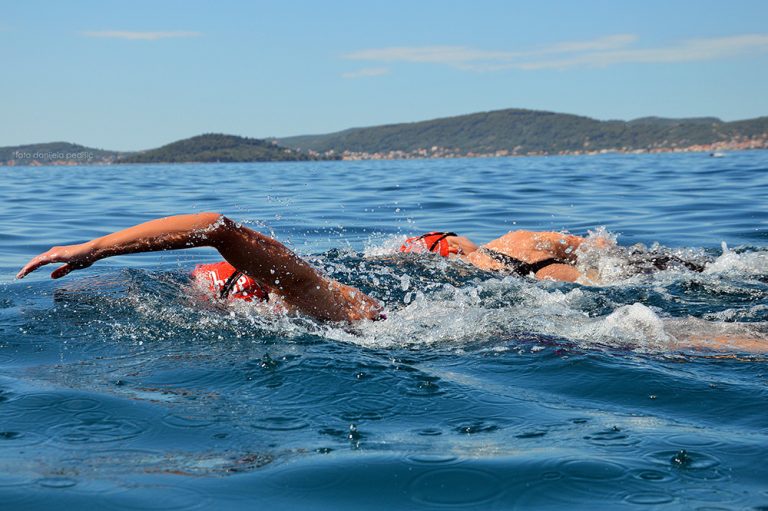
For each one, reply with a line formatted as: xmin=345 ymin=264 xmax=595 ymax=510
xmin=191 ymin=261 xmax=269 ymax=302
xmin=399 ymin=232 xmax=458 ymax=257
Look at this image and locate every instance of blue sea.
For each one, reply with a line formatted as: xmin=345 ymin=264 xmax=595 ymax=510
xmin=1 ymin=152 xmax=767 ymax=510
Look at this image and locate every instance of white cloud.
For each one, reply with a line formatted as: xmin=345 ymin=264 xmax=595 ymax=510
xmin=341 ymin=67 xmax=391 ymax=79
xmin=534 ymin=34 xmax=637 ymax=55
xmin=344 ymin=34 xmax=768 ymax=72
xmin=343 ymin=35 xmax=635 ymax=68
xmin=345 ymin=46 xmax=517 ymax=64
xmin=81 ymin=30 xmax=201 ymax=41
xmin=519 ymin=34 xmax=768 ymax=70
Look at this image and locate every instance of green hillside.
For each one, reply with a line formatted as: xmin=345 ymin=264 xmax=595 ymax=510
xmin=119 ymin=134 xmax=334 ymax=163
xmin=3 ymin=109 xmax=766 ymax=166
xmin=277 ymin=109 xmax=768 ymax=155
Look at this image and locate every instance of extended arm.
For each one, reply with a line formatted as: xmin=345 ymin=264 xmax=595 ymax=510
xmin=17 ymin=213 xmax=382 ymax=322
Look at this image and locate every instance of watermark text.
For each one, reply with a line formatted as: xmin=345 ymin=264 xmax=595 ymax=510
xmin=13 ymin=150 xmax=94 ymax=161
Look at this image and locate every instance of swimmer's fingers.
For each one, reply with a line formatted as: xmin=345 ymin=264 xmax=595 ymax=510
xmin=16 ymin=245 xmax=93 ymax=279
xmin=50 ymin=263 xmax=87 ymax=279
xmin=49 ymin=258 xmax=93 ymax=279
xmin=16 ymin=251 xmax=58 ymax=279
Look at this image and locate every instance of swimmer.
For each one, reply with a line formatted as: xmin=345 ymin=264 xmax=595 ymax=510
xmin=17 ymin=217 xmax=701 ymax=317
xmin=16 ymin=213 xmax=383 ymax=322
xmin=400 ymin=230 xmax=705 ymax=283
xmin=400 ymin=230 xmax=587 ymax=281
xmin=14 ymin=214 xmax=766 ymax=352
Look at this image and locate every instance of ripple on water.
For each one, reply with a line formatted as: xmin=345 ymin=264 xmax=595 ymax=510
xmin=583 ymin=425 xmax=640 ymax=447
xmin=103 ymin=485 xmax=209 ymax=511
xmin=409 ymin=467 xmax=503 ymax=506
xmin=55 ymin=397 xmax=102 ymax=413
xmin=648 ymin=450 xmax=721 ymax=471
xmin=162 ymin=414 xmax=215 ymax=429
xmin=405 ymin=454 xmax=459 ymax=465
xmin=266 ymin=463 xmax=350 ymax=491
xmin=415 ymin=428 xmax=443 ymax=436
xmin=623 ymin=492 xmax=676 ymax=505
xmin=400 ymin=376 xmax=446 ymax=398
xmin=630 ymin=468 xmax=678 ymax=483
xmin=250 ymin=415 xmax=309 ymax=431
xmin=450 ymin=418 xmax=504 ymax=435
xmin=663 ymin=433 xmax=724 ymax=448
xmin=680 ymin=487 xmax=742 ymax=505
xmin=74 ymin=410 xmax=111 ymax=422
xmin=515 ymin=429 xmax=548 ymax=439
xmin=10 ymin=392 xmax=68 ymax=411
xmin=36 ymin=477 xmax=78 ymax=489
xmin=0 ymin=430 xmax=47 ymax=448
xmin=558 ymin=459 xmax=627 ymax=480
xmin=4 ymin=392 xmax=103 ymax=422
xmin=507 ymin=457 xmax=637 ymax=507
xmin=0 ymin=473 xmax=33 ymax=488
xmin=46 ymin=417 xmax=148 ymax=446
xmin=245 ymin=369 xmax=341 ymax=408
xmin=646 ymin=450 xmax=728 ymax=483
xmin=333 ymin=393 xmax=398 ymax=422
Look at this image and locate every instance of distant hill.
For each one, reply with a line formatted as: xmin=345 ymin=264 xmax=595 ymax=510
xmin=0 ymin=142 xmax=120 ymax=165
xmin=118 ymin=134 xmax=336 ymax=163
xmin=3 ymin=110 xmax=767 ymax=166
xmin=0 ymin=134 xmax=337 ymax=166
xmin=277 ymin=109 xmax=768 ymax=156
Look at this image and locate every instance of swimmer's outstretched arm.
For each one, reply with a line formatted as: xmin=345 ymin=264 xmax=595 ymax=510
xmin=16 ymin=213 xmax=382 ymax=322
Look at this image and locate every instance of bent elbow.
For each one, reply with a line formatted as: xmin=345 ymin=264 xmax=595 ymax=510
xmin=198 ymin=212 xmax=225 ymax=224
xmin=194 ymin=212 xmax=231 ymax=246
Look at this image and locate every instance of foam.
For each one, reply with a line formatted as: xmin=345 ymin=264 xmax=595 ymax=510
xmin=363 ymin=235 xmax=408 ymax=257
xmin=95 ymin=237 xmax=768 ymax=355
xmin=705 ymin=243 xmax=768 ymax=276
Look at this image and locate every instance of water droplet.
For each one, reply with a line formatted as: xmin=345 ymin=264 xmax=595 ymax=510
xmin=671 ymin=449 xmax=692 ymax=467
xmin=260 ymin=354 xmax=278 ymax=369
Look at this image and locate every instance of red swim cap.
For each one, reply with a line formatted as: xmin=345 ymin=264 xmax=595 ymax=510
xmin=191 ymin=261 xmax=269 ymax=302
xmin=399 ymin=232 xmax=458 ymax=257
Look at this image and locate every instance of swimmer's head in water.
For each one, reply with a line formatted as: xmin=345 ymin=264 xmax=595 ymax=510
xmin=191 ymin=261 xmax=269 ymax=302
xmin=399 ymin=232 xmax=457 ymax=257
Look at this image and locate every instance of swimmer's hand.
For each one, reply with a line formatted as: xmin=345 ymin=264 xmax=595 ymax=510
xmin=16 ymin=242 xmax=97 ymax=280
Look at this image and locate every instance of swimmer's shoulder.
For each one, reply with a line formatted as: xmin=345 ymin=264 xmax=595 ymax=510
xmin=486 ymin=229 xmax=528 ymax=243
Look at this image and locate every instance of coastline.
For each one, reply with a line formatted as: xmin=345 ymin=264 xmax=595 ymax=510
xmin=3 ymin=143 xmax=765 ymax=166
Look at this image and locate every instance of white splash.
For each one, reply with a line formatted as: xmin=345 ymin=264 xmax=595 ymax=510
xmin=705 ymin=242 xmax=768 ymax=275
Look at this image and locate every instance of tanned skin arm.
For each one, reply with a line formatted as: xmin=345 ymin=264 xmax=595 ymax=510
xmin=16 ymin=213 xmax=382 ymax=322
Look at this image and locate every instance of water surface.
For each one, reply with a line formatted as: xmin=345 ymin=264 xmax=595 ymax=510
xmin=1 ymin=152 xmax=767 ymax=509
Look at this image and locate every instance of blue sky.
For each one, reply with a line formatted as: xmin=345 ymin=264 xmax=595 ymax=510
xmin=3 ymin=0 xmax=768 ymax=151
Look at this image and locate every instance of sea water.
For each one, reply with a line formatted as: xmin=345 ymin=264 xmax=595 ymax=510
xmin=0 ymin=152 xmax=767 ymax=509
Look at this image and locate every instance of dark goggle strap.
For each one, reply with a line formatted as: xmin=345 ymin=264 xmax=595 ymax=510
xmin=220 ymin=270 xmax=270 ymax=301
xmin=421 ymin=231 xmax=457 ymax=252
xmin=219 ymin=270 xmax=244 ymax=299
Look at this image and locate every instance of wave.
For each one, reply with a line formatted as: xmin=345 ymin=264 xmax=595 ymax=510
xmin=8 ymin=236 xmax=766 ymax=357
